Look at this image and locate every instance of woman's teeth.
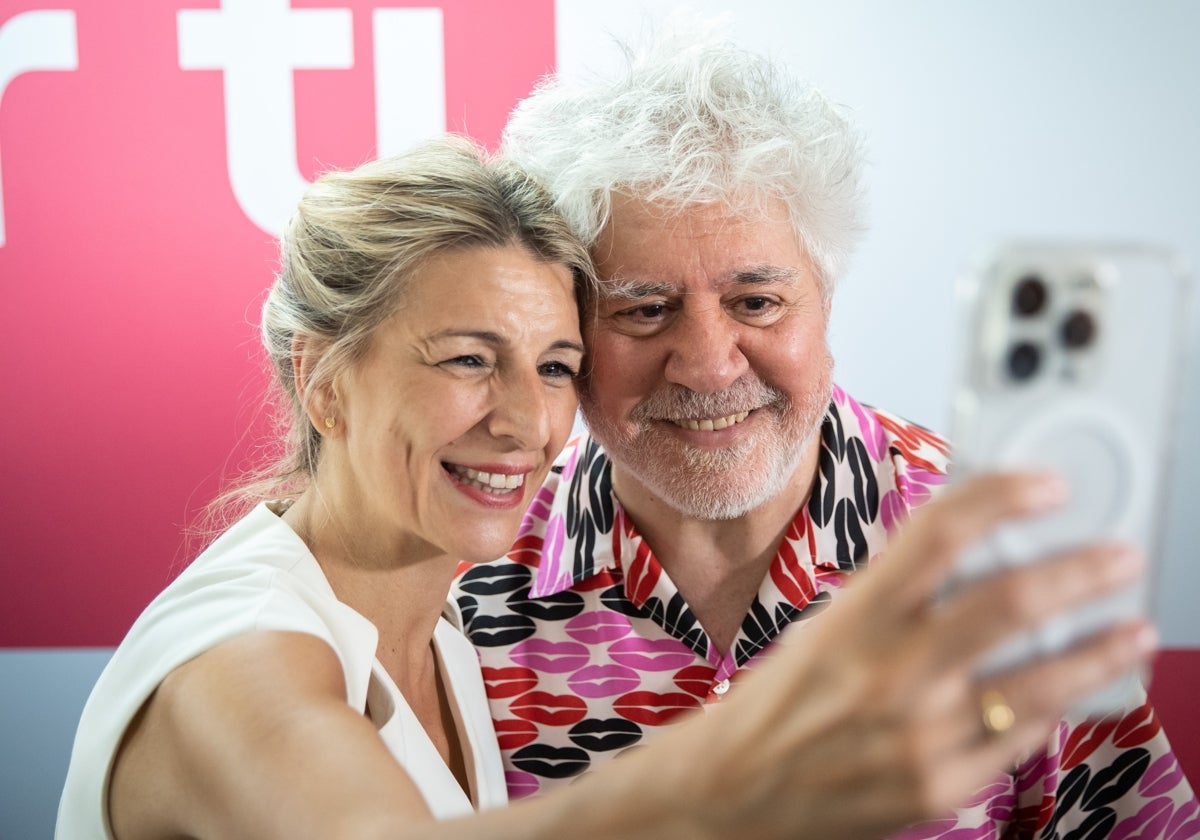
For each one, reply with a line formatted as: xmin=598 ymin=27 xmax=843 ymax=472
xmin=671 ymin=411 xmax=750 ymax=431
xmin=448 ymin=465 xmax=525 ymax=493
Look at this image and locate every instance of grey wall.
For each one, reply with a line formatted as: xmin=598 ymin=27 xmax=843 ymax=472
xmin=0 ymin=651 xmax=111 ymax=839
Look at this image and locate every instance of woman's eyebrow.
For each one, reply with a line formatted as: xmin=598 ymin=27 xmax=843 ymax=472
xmin=551 ymin=339 xmax=586 ymax=355
xmin=429 ymin=330 xmax=585 ymax=355
xmin=430 ymin=328 xmax=507 ymax=344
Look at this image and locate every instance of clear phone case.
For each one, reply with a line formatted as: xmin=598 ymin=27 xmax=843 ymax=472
xmin=949 ymin=241 xmax=1192 ymax=716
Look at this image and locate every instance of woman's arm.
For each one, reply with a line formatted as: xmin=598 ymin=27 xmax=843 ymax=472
xmin=109 ymin=473 xmax=1152 ymax=840
xmin=109 ymin=631 xmax=433 ymax=840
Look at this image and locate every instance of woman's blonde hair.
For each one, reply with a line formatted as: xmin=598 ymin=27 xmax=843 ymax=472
xmin=211 ymin=136 xmax=595 ymax=526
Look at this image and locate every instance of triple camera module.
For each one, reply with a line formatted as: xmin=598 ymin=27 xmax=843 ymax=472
xmin=1003 ymin=272 xmax=1100 ymax=383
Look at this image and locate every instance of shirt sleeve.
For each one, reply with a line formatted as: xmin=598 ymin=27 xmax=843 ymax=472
xmin=1011 ymin=691 xmax=1200 ymax=839
xmin=893 ymin=689 xmax=1200 ymax=839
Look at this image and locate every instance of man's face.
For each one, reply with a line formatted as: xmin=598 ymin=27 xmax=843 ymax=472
xmin=580 ymin=196 xmax=833 ymax=520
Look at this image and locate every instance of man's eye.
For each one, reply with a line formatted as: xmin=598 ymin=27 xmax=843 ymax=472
xmin=617 ymin=302 xmax=667 ymax=320
xmin=605 ymin=299 xmax=676 ymax=336
xmin=732 ymin=296 xmax=784 ymax=320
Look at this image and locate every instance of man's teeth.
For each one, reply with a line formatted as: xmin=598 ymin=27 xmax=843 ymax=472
xmin=671 ymin=411 xmax=750 ymax=431
xmin=450 ymin=466 xmax=525 ymax=493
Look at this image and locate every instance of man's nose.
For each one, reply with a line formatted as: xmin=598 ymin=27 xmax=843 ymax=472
xmin=662 ymin=304 xmax=750 ymax=395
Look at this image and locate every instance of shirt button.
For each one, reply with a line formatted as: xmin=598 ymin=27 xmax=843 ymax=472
xmin=712 ymin=678 xmax=730 ymax=696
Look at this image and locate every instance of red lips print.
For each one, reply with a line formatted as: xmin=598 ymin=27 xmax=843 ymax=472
xmin=613 ymin=690 xmax=698 ymax=726
xmin=482 ymin=666 xmax=539 ymax=698
xmin=494 ymin=717 xmax=539 ymax=751
xmin=509 ymin=691 xmax=589 ymax=726
xmin=672 ymin=664 xmax=719 ymax=698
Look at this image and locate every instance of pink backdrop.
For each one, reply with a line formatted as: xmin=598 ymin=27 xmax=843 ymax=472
xmin=2 ymin=0 xmax=554 ymax=646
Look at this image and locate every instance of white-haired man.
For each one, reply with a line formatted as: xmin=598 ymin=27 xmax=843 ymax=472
xmin=453 ymin=34 xmax=1197 ymax=837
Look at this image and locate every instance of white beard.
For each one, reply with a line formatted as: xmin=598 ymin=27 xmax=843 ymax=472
xmin=581 ymin=354 xmax=833 ymax=520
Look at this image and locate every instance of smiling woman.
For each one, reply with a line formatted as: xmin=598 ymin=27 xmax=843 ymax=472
xmin=294 ymin=246 xmax=584 ymax=570
xmin=54 ymin=137 xmax=597 ymax=838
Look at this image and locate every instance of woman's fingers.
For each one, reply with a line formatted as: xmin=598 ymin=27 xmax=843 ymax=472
xmin=861 ymin=472 xmax=1069 ymax=613
xmin=849 ymin=471 xmax=1147 ymax=687
xmin=978 ymin=619 xmax=1155 ymax=741
xmin=874 ymin=620 xmax=1156 ymax=820
xmin=930 ymin=541 xmax=1145 ymax=672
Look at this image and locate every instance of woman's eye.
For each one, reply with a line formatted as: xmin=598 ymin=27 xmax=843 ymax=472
xmin=444 ymin=355 xmax=487 ymax=369
xmin=539 ymin=361 xmax=579 ymax=379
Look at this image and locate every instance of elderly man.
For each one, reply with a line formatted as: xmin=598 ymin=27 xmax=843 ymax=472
xmin=453 ymin=34 xmax=1197 ymax=837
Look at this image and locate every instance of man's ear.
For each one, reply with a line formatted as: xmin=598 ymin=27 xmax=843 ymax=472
xmin=292 ymin=334 xmax=337 ymax=435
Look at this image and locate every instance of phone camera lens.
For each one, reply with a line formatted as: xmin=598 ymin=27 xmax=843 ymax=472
xmin=1006 ymin=341 xmax=1041 ymax=381
xmin=1060 ymin=310 xmax=1097 ymax=349
xmin=1012 ymin=275 xmax=1048 ymax=317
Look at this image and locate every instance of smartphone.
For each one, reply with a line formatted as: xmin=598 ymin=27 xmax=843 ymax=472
xmin=949 ymin=240 xmax=1192 ymax=716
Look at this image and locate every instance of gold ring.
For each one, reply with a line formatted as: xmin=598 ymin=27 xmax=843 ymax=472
xmin=980 ymin=689 xmax=1015 ymax=736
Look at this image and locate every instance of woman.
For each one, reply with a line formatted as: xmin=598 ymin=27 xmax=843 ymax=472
xmin=58 ymin=136 xmax=589 ymax=836
xmin=57 ymin=138 xmax=1150 ymax=840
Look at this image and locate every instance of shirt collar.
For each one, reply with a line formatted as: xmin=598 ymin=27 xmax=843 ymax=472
xmin=528 ymin=434 xmax=621 ymax=597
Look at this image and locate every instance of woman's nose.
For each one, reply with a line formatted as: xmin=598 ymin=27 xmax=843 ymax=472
xmin=488 ymin=368 xmax=551 ymax=448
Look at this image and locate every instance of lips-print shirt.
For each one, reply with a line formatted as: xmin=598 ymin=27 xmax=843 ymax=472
xmin=453 ymin=386 xmax=1198 ymax=838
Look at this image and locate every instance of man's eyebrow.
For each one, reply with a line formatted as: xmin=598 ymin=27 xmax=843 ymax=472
xmin=599 ymin=277 xmax=678 ymax=300
xmin=730 ymin=265 xmax=801 ymax=286
xmin=599 ymin=266 xmax=801 ymax=300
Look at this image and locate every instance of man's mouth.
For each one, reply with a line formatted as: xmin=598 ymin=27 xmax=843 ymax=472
xmin=444 ymin=464 xmax=526 ymax=494
xmin=668 ymin=411 xmax=750 ymax=431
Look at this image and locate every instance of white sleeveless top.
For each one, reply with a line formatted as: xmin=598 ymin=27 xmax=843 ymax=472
xmin=56 ymin=503 xmax=507 ymax=838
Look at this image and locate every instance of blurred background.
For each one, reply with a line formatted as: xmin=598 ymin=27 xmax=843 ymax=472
xmin=3 ymin=1 xmax=1197 ymax=836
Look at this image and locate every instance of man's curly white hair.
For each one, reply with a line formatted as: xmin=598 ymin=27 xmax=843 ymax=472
xmin=501 ymin=20 xmax=867 ymax=293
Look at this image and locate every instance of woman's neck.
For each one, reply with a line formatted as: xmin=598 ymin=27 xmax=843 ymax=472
xmin=281 ymin=487 xmax=459 ymax=668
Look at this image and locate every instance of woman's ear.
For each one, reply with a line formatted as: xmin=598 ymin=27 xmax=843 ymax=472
xmin=292 ymin=334 xmax=337 ymax=435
